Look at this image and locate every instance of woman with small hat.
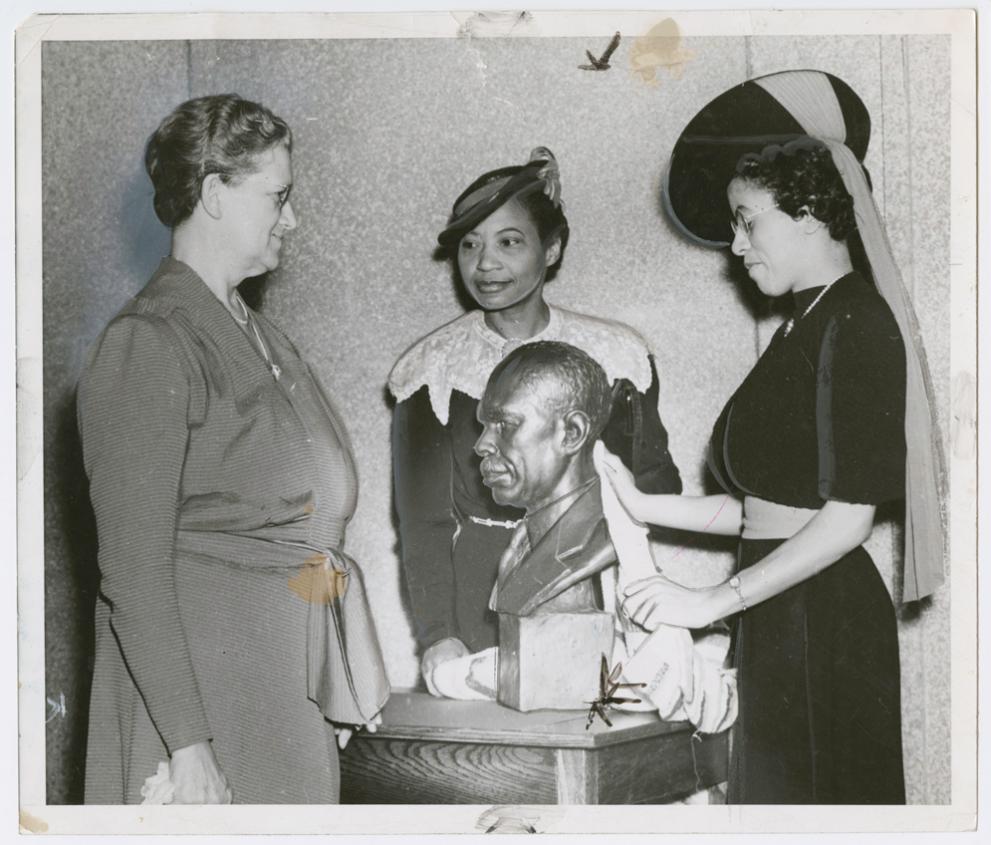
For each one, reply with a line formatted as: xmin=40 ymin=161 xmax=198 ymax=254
xmin=389 ymin=148 xmax=683 ymax=692
xmin=79 ymin=94 xmax=388 ymax=803
xmin=597 ymin=71 xmax=945 ymax=803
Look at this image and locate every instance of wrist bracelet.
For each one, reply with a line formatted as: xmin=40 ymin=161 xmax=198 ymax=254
xmin=727 ymin=575 xmax=748 ymax=612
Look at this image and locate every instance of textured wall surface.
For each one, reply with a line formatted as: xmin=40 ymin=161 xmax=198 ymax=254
xmin=41 ymin=40 xmax=190 ymax=804
xmin=40 ymin=34 xmax=950 ymax=804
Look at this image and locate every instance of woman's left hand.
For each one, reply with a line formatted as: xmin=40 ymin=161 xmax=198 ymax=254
xmin=622 ymin=575 xmax=720 ymax=630
xmin=334 ymin=713 xmax=382 ymax=750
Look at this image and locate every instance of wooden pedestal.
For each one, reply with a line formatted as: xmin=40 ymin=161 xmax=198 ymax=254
xmin=340 ymin=690 xmax=728 ymax=804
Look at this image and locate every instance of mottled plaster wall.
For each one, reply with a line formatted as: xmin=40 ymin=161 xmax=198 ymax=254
xmin=41 ymin=41 xmax=189 ymax=803
xmin=40 ymin=35 xmax=950 ymax=804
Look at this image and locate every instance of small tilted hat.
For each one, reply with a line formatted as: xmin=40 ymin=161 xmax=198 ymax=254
xmin=663 ymin=71 xmax=870 ymax=246
xmin=437 ymin=147 xmax=562 ymax=248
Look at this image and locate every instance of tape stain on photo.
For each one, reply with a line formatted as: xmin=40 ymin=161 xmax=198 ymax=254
xmin=20 ymin=810 xmax=49 ymax=834
xmin=475 ymin=804 xmax=565 ymax=834
xmin=453 ymin=9 xmax=538 ymax=86
xmin=453 ymin=10 xmax=536 ymax=40
xmin=630 ymin=18 xmax=696 ymax=86
xmin=287 ymin=554 xmax=349 ymax=603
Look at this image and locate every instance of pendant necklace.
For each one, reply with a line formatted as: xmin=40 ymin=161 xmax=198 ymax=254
xmin=782 ymin=280 xmax=838 ymax=337
xmin=229 ymin=291 xmax=250 ymax=326
xmin=230 ymin=291 xmax=282 ymax=381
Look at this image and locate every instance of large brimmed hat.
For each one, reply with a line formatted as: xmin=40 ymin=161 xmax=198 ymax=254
xmin=438 ymin=147 xmax=561 ymax=248
xmin=663 ymin=71 xmax=870 ymax=246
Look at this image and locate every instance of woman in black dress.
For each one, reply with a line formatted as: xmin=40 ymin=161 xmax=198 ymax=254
xmin=597 ymin=70 xmax=945 ymax=804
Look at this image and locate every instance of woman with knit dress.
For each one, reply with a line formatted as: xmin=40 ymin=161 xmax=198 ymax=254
xmin=79 ymin=95 xmax=388 ymax=804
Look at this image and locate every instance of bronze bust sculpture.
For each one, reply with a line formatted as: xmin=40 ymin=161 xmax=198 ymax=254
xmin=476 ymin=341 xmax=619 ymax=710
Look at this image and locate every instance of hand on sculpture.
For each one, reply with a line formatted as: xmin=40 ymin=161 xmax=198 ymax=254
xmin=334 ymin=713 xmax=383 ymax=750
xmin=421 ymin=637 xmax=470 ymax=696
xmin=593 ymin=441 xmax=647 ymax=524
xmin=622 ymin=575 xmax=718 ymax=630
xmin=169 ymin=740 xmax=232 ymax=804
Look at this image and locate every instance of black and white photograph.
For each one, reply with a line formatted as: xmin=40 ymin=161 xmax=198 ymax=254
xmin=12 ymin=4 xmax=980 ymax=837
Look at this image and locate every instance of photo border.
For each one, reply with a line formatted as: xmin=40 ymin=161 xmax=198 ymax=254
xmin=10 ymin=3 xmax=980 ymax=837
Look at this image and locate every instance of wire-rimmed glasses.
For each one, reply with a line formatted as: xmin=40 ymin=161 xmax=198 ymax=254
xmin=730 ymin=203 xmax=779 ymax=238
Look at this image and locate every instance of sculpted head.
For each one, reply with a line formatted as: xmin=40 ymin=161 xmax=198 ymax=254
xmin=474 ymin=341 xmax=612 ymax=512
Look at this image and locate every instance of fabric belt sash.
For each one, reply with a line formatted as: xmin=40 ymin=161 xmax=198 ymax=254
xmin=741 ymin=496 xmax=819 ymax=541
xmin=175 ymin=527 xmax=390 ymax=725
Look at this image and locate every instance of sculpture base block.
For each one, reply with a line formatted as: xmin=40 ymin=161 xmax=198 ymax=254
xmin=498 ymin=612 xmax=615 ymax=712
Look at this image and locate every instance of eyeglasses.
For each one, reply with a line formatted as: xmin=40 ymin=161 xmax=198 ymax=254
xmin=730 ymin=204 xmax=779 ymax=238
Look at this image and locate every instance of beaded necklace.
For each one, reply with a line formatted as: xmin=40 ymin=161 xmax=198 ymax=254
xmin=781 ymin=279 xmax=838 ymax=337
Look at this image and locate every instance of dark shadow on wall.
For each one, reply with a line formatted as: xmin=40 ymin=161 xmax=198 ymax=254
xmin=45 ymin=390 xmax=99 ymax=804
xmin=121 ymin=153 xmax=173 ymax=285
xmin=44 ymin=157 xmax=171 ymax=805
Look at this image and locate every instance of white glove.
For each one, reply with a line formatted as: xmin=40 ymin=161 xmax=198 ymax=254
xmin=681 ymin=629 xmax=738 ymax=734
xmin=429 ymin=647 xmax=498 ymax=700
xmin=618 ymin=624 xmax=696 ymax=720
xmin=140 ymin=761 xmax=175 ymax=805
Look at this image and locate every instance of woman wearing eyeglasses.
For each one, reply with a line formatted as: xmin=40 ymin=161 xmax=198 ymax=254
xmin=597 ymin=71 xmax=945 ymax=804
xmin=78 ymin=95 xmax=388 ymax=804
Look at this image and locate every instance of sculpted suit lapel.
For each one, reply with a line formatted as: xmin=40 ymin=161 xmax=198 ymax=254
xmin=491 ymin=479 xmax=617 ymax=617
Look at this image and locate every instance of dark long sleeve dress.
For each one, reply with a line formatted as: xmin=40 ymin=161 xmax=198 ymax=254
xmin=707 ymin=272 xmax=907 ymax=804
xmin=389 ymin=305 xmax=682 ymax=654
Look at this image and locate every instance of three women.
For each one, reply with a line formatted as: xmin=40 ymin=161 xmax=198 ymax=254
xmin=81 ymin=70 xmax=944 ymax=807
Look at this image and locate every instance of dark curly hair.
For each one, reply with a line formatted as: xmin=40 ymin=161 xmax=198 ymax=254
xmin=735 ymin=139 xmax=856 ymax=240
xmin=145 ymin=94 xmax=292 ymax=228
xmin=487 ymin=340 xmax=612 ymax=444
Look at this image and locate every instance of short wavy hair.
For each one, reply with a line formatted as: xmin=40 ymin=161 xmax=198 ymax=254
xmin=145 ymin=94 xmax=292 ymax=228
xmin=735 ymin=139 xmax=856 ymax=241
xmin=487 ymin=340 xmax=612 ymax=443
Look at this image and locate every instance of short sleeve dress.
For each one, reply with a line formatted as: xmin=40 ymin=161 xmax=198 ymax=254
xmin=389 ymin=306 xmax=683 ymax=653
xmin=707 ymin=272 xmax=907 ymax=804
